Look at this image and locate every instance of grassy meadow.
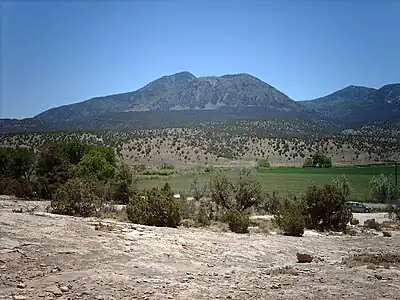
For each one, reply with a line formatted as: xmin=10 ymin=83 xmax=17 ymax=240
xmin=137 ymin=165 xmax=396 ymax=201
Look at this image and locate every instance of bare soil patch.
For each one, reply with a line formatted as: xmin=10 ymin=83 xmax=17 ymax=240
xmin=1 ymin=198 xmax=400 ymax=300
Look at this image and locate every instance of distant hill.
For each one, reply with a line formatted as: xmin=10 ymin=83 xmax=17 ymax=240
xmin=1 ymin=72 xmax=399 ymax=133
xmin=302 ymin=84 xmax=400 ymax=123
xmin=34 ymin=72 xmax=317 ymax=124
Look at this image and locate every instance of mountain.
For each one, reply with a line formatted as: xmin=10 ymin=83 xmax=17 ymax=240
xmin=302 ymin=84 xmax=400 ymax=123
xmin=34 ymin=72 xmax=317 ymax=124
xmin=35 ymin=71 xmax=197 ymax=122
xmin=1 ymin=71 xmax=399 ymax=133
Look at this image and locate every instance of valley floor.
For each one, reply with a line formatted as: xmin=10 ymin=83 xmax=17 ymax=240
xmin=1 ymin=198 xmax=399 ymax=300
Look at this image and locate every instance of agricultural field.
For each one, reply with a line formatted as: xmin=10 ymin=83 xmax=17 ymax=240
xmin=136 ymin=165 xmax=397 ymax=201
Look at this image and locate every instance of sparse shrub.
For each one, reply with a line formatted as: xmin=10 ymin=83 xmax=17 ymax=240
xmin=370 ymin=174 xmax=399 ymax=204
xmin=126 ymin=185 xmax=181 ymax=227
xmin=196 ymin=201 xmax=211 ymax=227
xmin=303 ymin=184 xmax=352 ymax=231
xmin=332 ymin=175 xmax=352 ymax=199
xmin=275 ymin=197 xmax=306 ymax=236
xmin=209 ymin=169 xmax=262 ymax=212
xmin=257 ymin=158 xmax=271 ymax=168
xmin=51 ymin=177 xmax=103 ymax=217
xmin=226 ymin=209 xmax=250 ymax=233
xmin=190 ymin=175 xmax=206 ymax=201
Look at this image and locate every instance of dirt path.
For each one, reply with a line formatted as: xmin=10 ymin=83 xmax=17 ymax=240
xmin=1 ymin=198 xmax=400 ymax=300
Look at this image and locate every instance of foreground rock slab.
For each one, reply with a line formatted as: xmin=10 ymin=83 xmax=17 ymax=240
xmin=1 ymin=199 xmax=400 ymax=300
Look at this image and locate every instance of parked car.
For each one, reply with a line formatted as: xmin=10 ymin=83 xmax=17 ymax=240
xmin=346 ymin=201 xmax=372 ymax=213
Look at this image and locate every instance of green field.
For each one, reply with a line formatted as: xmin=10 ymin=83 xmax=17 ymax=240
xmin=137 ymin=165 xmax=397 ymax=201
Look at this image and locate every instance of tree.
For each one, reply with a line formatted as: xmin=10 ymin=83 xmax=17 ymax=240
xmin=35 ymin=147 xmax=71 ymax=199
xmin=275 ymin=197 xmax=306 ymax=237
xmin=127 ymin=186 xmax=181 ymax=227
xmin=75 ymin=151 xmax=116 ymax=181
xmin=190 ymin=175 xmax=206 ymax=202
xmin=302 ymin=184 xmax=351 ymax=231
xmin=57 ymin=141 xmax=88 ymax=165
xmin=332 ymin=175 xmax=352 ymax=199
xmin=311 ymin=152 xmax=332 ymax=168
xmin=370 ymin=174 xmax=399 ymax=203
xmin=51 ymin=177 xmax=103 ymax=217
xmin=209 ymin=170 xmax=262 ymax=212
xmin=0 ymin=147 xmax=35 ymax=179
xmin=104 ymin=163 xmax=137 ymax=205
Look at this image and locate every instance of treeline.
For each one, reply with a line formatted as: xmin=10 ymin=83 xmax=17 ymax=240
xmin=0 ymin=141 xmax=131 ymax=204
xmin=0 ymin=142 xmax=398 ymax=234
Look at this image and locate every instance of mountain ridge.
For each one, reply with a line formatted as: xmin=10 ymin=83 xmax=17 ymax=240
xmin=1 ymin=71 xmax=399 ymax=133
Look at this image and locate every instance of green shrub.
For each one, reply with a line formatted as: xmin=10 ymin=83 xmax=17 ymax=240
xmin=370 ymin=174 xmax=399 ymax=204
xmin=35 ymin=147 xmax=71 ymax=199
xmin=126 ymin=186 xmax=181 ymax=227
xmin=226 ymin=209 xmax=250 ymax=234
xmin=304 ymin=152 xmax=332 ymax=168
xmin=275 ymin=197 xmax=306 ymax=236
xmin=196 ymin=201 xmax=211 ymax=227
xmin=104 ymin=163 xmax=136 ymax=205
xmin=51 ymin=178 xmax=103 ymax=217
xmin=0 ymin=177 xmax=36 ymax=199
xmin=303 ymin=184 xmax=352 ymax=231
xmin=0 ymin=147 xmax=35 ymax=179
xmin=332 ymin=175 xmax=352 ymax=199
xmin=257 ymin=159 xmax=271 ymax=168
xmin=209 ymin=169 xmax=262 ymax=212
xmin=75 ymin=151 xmax=115 ymax=181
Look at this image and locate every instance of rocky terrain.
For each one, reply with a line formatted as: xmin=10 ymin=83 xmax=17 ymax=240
xmin=1 ymin=197 xmax=399 ymax=300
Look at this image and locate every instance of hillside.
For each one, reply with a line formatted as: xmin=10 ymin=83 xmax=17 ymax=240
xmin=1 ymin=72 xmax=399 ymax=133
xmin=302 ymin=84 xmax=400 ymax=123
xmin=33 ymin=72 xmax=319 ymax=126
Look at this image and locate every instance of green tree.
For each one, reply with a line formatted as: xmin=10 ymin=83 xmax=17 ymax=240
xmin=332 ymin=175 xmax=352 ymax=199
xmin=76 ymin=151 xmax=116 ymax=181
xmin=51 ymin=177 xmax=103 ymax=217
xmin=57 ymin=141 xmax=88 ymax=165
xmin=303 ymin=184 xmax=351 ymax=231
xmin=35 ymin=147 xmax=71 ymax=199
xmin=370 ymin=174 xmax=399 ymax=203
xmin=311 ymin=152 xmax=332 ymax=168
xmin=0 ymin=147 xmax=35 ymax=179
xmin=104 ymin=163 xmax=136 ymax=205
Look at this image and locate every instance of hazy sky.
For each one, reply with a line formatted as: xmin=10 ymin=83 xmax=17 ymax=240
xmin=1 ymin=0 xmax=399 ymax=118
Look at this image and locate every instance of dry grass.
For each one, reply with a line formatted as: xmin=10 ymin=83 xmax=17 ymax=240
xmin=343 ymin=251 xmax=400 ymax=268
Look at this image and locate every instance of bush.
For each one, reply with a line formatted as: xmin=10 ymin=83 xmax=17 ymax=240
xmin=226 ymin=209 xmax=250 ymax=233
xmin=126 ymin=186 xmax=181 ymax=227
xmin=257 ymin=159 xmax=271 ymax=168
xmin=370 ymin=174 xmax=399 ymax=204
xmin=196 ymin=201 xmax=211 ymax=227
xmin=190 ymin=175 xmax=206 ymax=202
xmin=75 ymin=151 xmax=115 ymax=181
xmin=304 ymin=152 xmax=332 ymax=168
xmin=35 ymin=147 xmax=71 ymax=199
xmin=332 ymin=175 xmax=352 ymax=199
xmin=303 ymin=184 xmax=352 ymax=231
xmin=209 ymin=169 xmax=262 ymax=212
xmin=275 ymin=197 xmax=306 ymax=237
xmin=104 ymin=163 xmax=136 ymax=205
xmin=51 ymin=178 xmax=103 ymax=217
xmin=0 ymin=177 xmax=36 ymax=199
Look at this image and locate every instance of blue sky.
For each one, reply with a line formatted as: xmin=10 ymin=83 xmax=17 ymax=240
xmin=1 ymin=0 xmax=399 ymax=119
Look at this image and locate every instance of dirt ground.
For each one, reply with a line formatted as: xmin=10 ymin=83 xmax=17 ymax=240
xmin=1 ymin=197 xmax=400 ymax=300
